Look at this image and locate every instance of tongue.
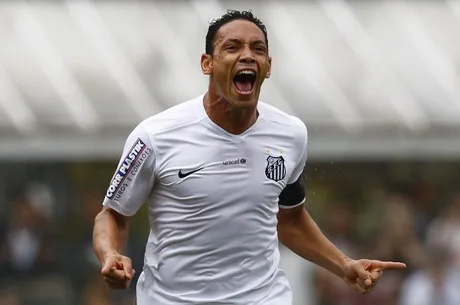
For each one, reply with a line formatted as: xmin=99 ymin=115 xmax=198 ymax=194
xmin=235 ymin=81 xmax=252 ymax=93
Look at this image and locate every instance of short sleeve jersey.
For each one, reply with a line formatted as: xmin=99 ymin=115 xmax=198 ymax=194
xmin=103 ymin=94 xmax=308 ymax=305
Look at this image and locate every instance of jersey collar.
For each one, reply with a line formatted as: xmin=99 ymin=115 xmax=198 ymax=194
xmin=194 ymin=93 xmax=265 ymax=142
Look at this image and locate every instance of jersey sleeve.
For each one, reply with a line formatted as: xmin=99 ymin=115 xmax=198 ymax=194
xmin=288 ymin=127 xmax=308 ymax=185
xmin=102 ymin=124 xmax=156 ymax=217
xmin=279 ymin=126 xmax=308 ymax=209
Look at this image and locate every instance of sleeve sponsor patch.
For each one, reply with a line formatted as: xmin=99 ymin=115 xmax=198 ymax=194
xmin=106 ymin=138 xmax=152 ymax=200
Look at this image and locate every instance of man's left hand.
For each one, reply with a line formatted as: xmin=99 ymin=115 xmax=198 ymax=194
xmin=341 ymin=259 xmax=406 ymax=294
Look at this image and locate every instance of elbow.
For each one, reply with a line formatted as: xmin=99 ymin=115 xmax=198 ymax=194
xmin=277 ymin=226 xmax=291 ymax=246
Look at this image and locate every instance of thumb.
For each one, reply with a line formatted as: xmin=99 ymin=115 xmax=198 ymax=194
xmin=101 ymin=257 xmax=117 ymax=274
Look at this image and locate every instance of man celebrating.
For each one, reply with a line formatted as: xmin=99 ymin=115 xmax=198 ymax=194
xmin=93 ymin=10 xmax=406 ymax=305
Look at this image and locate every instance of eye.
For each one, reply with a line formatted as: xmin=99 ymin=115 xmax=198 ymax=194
xmin=227 ymin=45 xmax=238 ymax=51
xmin=254 ymin=46 xmax=266 ymax=53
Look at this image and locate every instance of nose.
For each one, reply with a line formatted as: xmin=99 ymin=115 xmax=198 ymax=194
xmin=239 ymin=46 xmax=256 ymax=63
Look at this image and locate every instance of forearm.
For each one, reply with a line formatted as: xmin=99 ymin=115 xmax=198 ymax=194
xmin=278 ymin=208 xmax=349 ymax=278
xmin=93 ymin=207 xmax=129 ymax=264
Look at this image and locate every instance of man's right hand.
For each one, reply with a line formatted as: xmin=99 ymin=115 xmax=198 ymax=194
xmin=101 ymin=253 xmax=136 ymax=289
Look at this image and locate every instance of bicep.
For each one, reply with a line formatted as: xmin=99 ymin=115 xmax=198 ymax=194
xmin=100 ymin=206 xmax=129 ymax=227
xmin=277 ymin=204 xmax=305 ymax=225
xmin=94 ymin=207 xmax=130 ymax=233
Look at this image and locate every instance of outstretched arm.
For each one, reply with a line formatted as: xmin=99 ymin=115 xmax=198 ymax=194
xmin=277 ymin=124 xmax=405 ymax=293
xmin=277 ymin=205 xmax=349 ymax=278
xmin=277 ymin=205 xmax=406 ymax=293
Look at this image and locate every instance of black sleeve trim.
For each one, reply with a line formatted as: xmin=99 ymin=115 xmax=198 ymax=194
xmin=278 ymin=175 xmax=306 ymax=208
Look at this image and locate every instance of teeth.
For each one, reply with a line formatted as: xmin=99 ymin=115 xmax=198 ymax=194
xmin=237 ymin=70 xmax=255 ymax=76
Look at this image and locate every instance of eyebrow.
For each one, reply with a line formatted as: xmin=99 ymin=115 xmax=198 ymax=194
xmin=222 ymin=38 xmax=242 ymax=45
xmin=222 ymin=38 xmax=266 ymax=46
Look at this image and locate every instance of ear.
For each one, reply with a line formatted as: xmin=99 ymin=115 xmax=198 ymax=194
xmin=265 ymin=56 xmax=272 ymax=79
xmin=201 ymin=53 xmax=213 ymax=75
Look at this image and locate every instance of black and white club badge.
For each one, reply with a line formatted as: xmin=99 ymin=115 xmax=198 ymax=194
xmin=265 ymin=155 xmax=286 ymax=182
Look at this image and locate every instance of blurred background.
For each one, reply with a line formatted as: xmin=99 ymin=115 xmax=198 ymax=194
xmin=1 ymin=1 xmax=460 ymax=305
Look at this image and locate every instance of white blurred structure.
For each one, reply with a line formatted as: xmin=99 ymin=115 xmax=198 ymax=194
xmin=1 ymin=0 xmax=460 ymax=160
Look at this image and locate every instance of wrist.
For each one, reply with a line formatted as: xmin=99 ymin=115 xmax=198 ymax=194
xmin=101 ymin=250 xmax=119 ymax=264
xmin=338 ymin=256 xmax=353 ymax=277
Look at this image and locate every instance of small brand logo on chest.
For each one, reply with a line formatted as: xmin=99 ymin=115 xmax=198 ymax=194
xmin=223 ymin=158 xmax=247 ymax=166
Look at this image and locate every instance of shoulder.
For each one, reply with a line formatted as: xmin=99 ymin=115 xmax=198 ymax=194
xmin=259 ymin=101 xmax=308 ymax=143
xmin=134 ymin=96 xmax=203 ymax=137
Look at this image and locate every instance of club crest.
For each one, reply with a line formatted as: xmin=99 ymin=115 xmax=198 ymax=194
xmin=265 ymin=155 xmax=286 ymax=181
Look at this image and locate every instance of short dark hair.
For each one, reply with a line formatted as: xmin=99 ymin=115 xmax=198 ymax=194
xmin=205 ymin=9 xmax=269 ymax=55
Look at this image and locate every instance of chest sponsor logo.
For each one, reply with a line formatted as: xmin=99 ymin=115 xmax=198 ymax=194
xmin=265 ymin=155 xmax=286 ymax=182
xmin=106 ymin=138 xmax=152 ymax=200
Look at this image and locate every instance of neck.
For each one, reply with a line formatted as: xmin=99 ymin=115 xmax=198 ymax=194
xmin=203 ymin=84 xmax=258 ymax=135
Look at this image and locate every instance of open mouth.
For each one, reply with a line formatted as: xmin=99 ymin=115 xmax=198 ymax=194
xmin=233 ymin=70 xmax=257 ymax=95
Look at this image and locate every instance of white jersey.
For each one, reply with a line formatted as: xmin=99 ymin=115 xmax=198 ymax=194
xmin=103 ymin=94 xmax=308 ymax=305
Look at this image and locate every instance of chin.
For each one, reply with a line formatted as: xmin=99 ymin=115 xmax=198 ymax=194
xmin=229 ymin=89 xmax=259 ymax=108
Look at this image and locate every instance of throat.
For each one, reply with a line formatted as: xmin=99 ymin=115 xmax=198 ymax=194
xmin=203 ymin=92 xmax=258 ymax=135
xmin=220 ymin=110 xmax=259 ymax=135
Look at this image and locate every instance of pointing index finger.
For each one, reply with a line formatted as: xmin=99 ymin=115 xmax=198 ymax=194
xmin=376 ymin=261 xmax=407 ymax=270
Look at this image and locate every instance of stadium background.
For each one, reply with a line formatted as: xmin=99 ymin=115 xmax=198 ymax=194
xmin=1 ymin=1 xmax=460 ymax=305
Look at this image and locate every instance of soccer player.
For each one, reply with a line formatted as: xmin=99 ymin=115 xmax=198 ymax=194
xmin=93 ymin=10 xmax=406 ymax=305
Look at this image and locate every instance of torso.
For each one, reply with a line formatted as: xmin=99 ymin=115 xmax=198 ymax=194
xmin=136 ymin=95 xmax=307 ymax=304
